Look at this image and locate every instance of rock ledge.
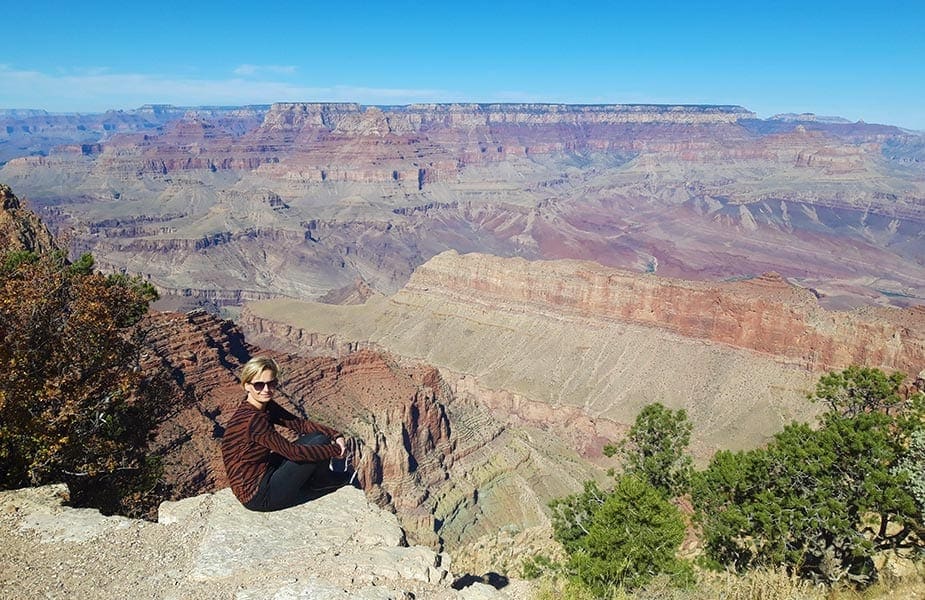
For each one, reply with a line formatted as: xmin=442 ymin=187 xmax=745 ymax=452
xmin=0 ymin=484 xmax=527 ymax=599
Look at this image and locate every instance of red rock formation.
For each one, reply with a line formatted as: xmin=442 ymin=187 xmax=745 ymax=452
xmin=19 ymin=103 xmax=758 ymax=185
xmin=405 ymin=252 xmax=925 ymax=376
xmin=136 ymin=310 xmax=250 ymax=497
xmin=0 ymin=184 xmax=58 ymax=254
xmin=137 ymin=309 xmax=471 ymax=545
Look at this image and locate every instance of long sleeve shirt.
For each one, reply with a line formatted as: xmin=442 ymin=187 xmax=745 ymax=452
xmin=221 ymin=399 xmax=342 ymax=504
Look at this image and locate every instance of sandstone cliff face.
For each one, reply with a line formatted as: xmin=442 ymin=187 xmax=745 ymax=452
xmin=138 ymin=309 xmax=444 ymax=504
xmin=253 ymin=102 xmax=753 ymax=133
xmin=6 ymin=101 xmax=905 ymax=188
xmin=240 ymin=103 xmax=765 ymax=184
xmin=137 ymin=309 xmax=574 ymax=555
xmin=403 ymin=252 xmax=925 ymax=376
xmin=139 ymin=305 xmax=597 ymax=564
xmin=136 ymin=310 xmax=250 ymax=498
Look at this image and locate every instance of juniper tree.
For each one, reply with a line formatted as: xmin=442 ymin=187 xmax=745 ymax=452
xmin=692 ymin=366 xmax=924 ymax=585
xmin=608 ymin=402 xmax=693 ymax=499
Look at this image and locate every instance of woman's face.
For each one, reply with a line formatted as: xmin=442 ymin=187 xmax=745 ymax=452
xmin=244 ymin=368 xmax=278 ymax=409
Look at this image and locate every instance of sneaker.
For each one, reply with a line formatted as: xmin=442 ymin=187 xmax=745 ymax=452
xmin=333 ymin=438 xmax=362 ymax=488
xmin=329 ymin=454 xmax=349 ymax=473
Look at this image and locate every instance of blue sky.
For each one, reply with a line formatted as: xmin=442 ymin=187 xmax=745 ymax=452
xmin=2 ymin=0 xmax=923 ymax=130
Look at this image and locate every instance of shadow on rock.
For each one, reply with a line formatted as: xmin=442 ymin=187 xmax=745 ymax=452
xmin=451 ymin=571 xmax=509 ymax=590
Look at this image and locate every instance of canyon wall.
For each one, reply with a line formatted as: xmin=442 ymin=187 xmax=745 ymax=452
xmin=401 ymin=251 xmax=925 ymax=375
xmin=238 ymin=251 xmax=925 ymax=456
xmin=2 ymin=104 xmax=922 ymax=311
xmin=138 ymin=308 xmax=589 ymax=556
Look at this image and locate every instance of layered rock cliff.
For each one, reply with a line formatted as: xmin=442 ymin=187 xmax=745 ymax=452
xmin=2 ymin=103 xmax=922 ymax=311
xmin=137 ymin=309 xmax=588 ymax=558
xmin=136 ymin=309 xmax=457 ymax=527
xmin=238 ymin=251 xmax=925 ymax=456
xmin=399 ymin=251 xmax=925 ymax=375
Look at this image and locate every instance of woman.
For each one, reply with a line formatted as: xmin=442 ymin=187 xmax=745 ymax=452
xmin=221 ymin=356 xmax=351 ymax=511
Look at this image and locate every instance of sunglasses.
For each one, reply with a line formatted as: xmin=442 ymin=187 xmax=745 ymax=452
xmin=249 ymin=380 xmax=278 ymax=391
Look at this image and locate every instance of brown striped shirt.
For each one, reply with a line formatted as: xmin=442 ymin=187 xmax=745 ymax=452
xmin=220 ymin=399 xmax=342 ymax=504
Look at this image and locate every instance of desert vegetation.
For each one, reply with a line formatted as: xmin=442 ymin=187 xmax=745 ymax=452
xmin=530 ymin=367 xmax=925 ymax=598
xmin=0 ymin=249 xmax=170 ymax=516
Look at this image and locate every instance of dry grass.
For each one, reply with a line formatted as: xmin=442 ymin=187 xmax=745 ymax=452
xmin=530 ymin=568 xmax=925 ymax=600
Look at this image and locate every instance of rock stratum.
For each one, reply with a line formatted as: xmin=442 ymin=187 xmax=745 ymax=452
xmin=394 ymin=251 xmax=925 ymax=375
xmin=238 ymin=250 xmax=925 ymax=454
xmin=1 ymin=102 xmax=922 ymax=310
xmin=0 ymin=484 xmax=530 ymax=599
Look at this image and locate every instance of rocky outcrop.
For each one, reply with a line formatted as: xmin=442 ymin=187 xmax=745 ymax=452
xmin=0 ymin=484 xmax=528 ymax=599
xmin=0 ymin=184 xmax=57 ymax=254
xmin=264 ymin=349 xmax=462 ymax=547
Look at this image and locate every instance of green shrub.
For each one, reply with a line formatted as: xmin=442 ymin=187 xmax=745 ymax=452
xmin=692 ymin=366 xmax=924 ymax=585
xmin=611 ymin=402 xmax=693 ymax=499
xmin=551 ymin=475 xmax=693 ymax=597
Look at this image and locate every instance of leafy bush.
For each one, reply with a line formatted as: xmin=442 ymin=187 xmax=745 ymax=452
xmin=550 ymin=475 xmax=693 ymax=596
xmin=545 ymin=402 xmax=696 ymax=597
xmin=574 ymin=475 xmax=692 ymax=593
xmin=0 ymin=250 xmax=169 ymax=516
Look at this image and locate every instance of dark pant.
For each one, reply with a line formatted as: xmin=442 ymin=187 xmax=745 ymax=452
xmin=244 ymin=432 xmax=333 ymax=512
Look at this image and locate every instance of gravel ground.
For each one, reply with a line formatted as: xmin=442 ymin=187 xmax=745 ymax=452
xmin=1 ymin=486 xmax=209 ymax=599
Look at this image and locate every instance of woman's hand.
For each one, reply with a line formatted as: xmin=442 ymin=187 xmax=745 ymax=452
xmin=334 ymin=436 xmax=347 ymax=457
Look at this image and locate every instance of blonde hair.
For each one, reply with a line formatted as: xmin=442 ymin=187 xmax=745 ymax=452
xmin=240 ymin=356 xmax=281 ymax=388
